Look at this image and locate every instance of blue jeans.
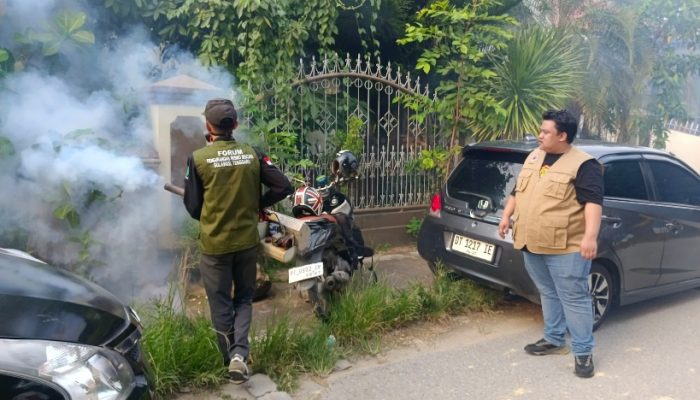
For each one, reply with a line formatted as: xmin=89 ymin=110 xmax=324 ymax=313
xmin=523 ymin=251 xmax=595 ymax=355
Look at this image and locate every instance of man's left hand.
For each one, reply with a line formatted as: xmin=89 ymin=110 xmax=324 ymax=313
xmin=580 ymin=236 xmax=597 ymax=260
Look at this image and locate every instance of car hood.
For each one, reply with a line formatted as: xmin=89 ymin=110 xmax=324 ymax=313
xmin=0 ymin=249 xmax=129 ymax=346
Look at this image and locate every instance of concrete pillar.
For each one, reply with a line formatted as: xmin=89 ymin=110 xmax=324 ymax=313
xmin=148 ymin=74 xmax=227 ymax=247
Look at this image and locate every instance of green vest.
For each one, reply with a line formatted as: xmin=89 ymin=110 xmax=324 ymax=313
xmin=193 ymin=140 xmax=261 ymax=254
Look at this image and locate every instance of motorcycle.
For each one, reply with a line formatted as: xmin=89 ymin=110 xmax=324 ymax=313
xmin=165 ymin=150 xmax=374 ymax=316
xmin=260 ymin=150 xmax=375 ymax=318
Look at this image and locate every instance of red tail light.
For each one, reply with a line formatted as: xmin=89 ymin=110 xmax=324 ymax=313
xmin=429 ymin=192 xmax=442 ymax=217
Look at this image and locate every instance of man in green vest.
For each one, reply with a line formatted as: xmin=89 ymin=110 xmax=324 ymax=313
xmin=183 ymin=98 xmax=293 ymax=384
xmin=498 ymin=109 xmax=603 ymax=378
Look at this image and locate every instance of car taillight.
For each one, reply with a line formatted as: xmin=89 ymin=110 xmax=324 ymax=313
xmin=429 ymin=193 xmax=442 ymax=218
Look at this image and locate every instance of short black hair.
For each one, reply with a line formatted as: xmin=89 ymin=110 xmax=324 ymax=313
xmin=542 ymin=109 xmax=578 ymax=143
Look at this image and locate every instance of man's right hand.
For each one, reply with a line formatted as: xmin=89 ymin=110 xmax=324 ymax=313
xmin=498 ymin=218 xmax=510 ymax=239
xmin=498 ymin=196 xmax=516 ymax=240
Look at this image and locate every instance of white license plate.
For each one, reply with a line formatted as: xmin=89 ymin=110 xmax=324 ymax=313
xmin=288 ymin=262 xmax=324 ymax=283
xmin=451 ymin=234 xmax=496 ymax=263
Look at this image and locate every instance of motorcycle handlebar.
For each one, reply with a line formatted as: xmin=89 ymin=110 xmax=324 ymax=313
xmin=313 ymin=176 xmax=359 ymax=192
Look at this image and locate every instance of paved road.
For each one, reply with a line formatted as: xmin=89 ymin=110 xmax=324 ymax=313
xmin=294 ymin=287 xmax=700 ymax=400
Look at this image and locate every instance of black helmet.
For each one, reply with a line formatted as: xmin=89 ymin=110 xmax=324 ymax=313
xmin=331 ymin=150 xmax=359 ymax=179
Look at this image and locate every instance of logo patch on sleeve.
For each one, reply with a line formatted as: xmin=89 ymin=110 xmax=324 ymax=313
xmin=263 ymin=156 xmax=273 ymax=166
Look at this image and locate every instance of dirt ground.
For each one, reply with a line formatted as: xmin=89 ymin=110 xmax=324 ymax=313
xmin=181 ymin=244 xmax=438 ymax=328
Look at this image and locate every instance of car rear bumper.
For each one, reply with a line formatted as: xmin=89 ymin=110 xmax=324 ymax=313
xmin=417 ymin=214 xmax=540 ymax=304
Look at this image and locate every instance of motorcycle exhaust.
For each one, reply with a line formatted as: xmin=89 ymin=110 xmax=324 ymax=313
xmin=323 ymin=270 xmax=350 ymax=291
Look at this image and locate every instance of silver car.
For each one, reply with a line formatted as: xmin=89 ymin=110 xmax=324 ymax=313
xmin=417 ymin=138 xmax=700 ymax=329
xmin=0 ymin=248 xmax=152 ymax=399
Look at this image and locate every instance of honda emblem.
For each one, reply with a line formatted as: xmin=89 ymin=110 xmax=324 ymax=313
xmin=477 ymin=199 xmax=490 ymax=210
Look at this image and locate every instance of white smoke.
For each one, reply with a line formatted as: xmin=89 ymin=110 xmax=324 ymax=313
xmin=20 ymin=144 xmax=161 ymax=191
xmin=3 ymin=73 xmax=124 ymax=147
xmin=2 ymin=0 xmax=58 ymax=24
xmin=0 ymin=0 xmax=236 ymax=302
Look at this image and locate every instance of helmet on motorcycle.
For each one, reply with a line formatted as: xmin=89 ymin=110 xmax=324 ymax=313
xmin=331 ymin=150 xmax=359 ymax=179
xmin=292 ymin=186 xmax=323 ymax=217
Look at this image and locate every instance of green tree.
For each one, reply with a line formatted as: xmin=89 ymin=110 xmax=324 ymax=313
xmin=334 ymin=0 xmax=427 ymax=65
xmin=636 ymin=0 xmax=700 ymax=148
xmin=576 ymin=4 xmax=655 ymax=143
xmin=102 ymin=0 xmax=345 ymax=170
xmin=523 ymin=0 xmax=607 ymax=26
xmin=397 ymin=0 xmax=517 ymax=174
xmin=549 ymin=0 xmax=699 ymax=147
xmin=0 ymin=9 xmax=95 ymax=75
xmin=103 ymin=0 xmax=338 ymax=88
xmin=473 ymin=25 xmax=586 ymax=138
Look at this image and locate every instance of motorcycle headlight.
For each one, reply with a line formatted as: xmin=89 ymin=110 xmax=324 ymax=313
xmin=0 ymin=339 xmax=135 ymax=400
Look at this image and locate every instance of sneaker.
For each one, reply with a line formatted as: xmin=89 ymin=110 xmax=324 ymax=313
xmin=524 ymin=338 xmax=570 ymax=355
xmin=228 ymin=354 xmax=249 ymax=384
xmin=574 ymin=354 xmax=594 ymax=378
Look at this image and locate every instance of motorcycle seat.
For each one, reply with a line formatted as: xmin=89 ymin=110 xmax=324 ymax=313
xmin=298 ymin=214 xmax=338 ymax=224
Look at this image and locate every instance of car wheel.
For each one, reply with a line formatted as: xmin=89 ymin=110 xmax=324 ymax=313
xmin=589 ymin=263 xmax=613 ymax=331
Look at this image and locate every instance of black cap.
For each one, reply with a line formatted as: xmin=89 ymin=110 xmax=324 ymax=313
xmin=204 ymin=98 xmax=237 ymax=130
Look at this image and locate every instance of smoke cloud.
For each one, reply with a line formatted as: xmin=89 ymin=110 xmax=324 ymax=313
xmin=0 ymin=0 xmax=235 ymax=302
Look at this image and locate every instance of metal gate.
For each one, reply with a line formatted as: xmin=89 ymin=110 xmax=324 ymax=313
xmin=240 ymin=54 xmax=445 ymax=209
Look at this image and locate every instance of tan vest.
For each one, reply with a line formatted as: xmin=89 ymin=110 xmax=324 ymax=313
xmin=513 ymin=147 xmax=593 ymax=254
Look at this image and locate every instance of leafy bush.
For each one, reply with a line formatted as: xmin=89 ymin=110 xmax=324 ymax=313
xmin=406 ymin=216 xmax=423 ymax=237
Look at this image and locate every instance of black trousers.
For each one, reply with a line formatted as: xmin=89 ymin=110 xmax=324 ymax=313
xmin=199 ymin=246 xmax=257 ymax=365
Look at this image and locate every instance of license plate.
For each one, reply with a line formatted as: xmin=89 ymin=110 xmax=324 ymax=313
xmin=451 ymin=234 xmax=496 ymax=263
xmin=288 ymin=262 xmax=324 ymax=283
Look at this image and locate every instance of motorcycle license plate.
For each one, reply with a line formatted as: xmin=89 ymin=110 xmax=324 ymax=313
xmin=288 ymin=262 xmax=324 ymax=283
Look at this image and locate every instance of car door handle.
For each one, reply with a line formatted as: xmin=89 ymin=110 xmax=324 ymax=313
xmin=602 ymin=215 xmax=622 ymax=228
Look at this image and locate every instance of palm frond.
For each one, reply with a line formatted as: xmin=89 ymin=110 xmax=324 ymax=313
xmin=470 ymin=25 xmax=586 ymax=140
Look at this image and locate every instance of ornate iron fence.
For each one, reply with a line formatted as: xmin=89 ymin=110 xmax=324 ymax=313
xmin=240 ymin=54 xmax=446 ymax=209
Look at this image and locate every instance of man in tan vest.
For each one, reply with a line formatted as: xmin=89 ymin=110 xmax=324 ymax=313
xmin=498 ymin=109 xmax=603 ymax=378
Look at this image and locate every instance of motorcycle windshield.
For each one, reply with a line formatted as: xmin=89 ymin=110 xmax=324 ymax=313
xmin=298 ymin=220 xmax=334 ymax=257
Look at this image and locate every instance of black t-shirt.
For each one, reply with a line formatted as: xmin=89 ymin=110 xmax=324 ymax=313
xmin=511 ymin=153 xmax=604 ymax=205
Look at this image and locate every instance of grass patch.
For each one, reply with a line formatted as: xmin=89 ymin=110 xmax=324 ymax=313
xmin=326 ymin=279 xmax=395 ymax=347
xmin=250 ymin=316 xmax=339 ymax=392
xmin=141 ymin=262 xmax=499 ymax=396
xmin=326 ymin=262 xmax=500 ymax=348
xmin=141 ymin=296 xmax=226 ymax=398
xmin=142 ymin=296 xmax=339 ymax=396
